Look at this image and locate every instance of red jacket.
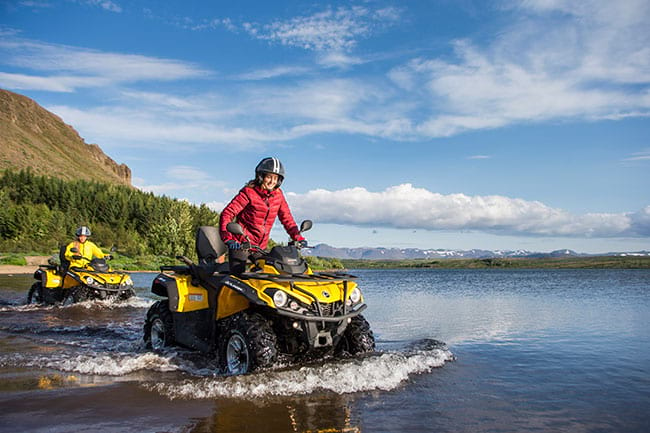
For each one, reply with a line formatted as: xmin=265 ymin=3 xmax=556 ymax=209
xmin=219 ymin=185 xmax=304 ymax=249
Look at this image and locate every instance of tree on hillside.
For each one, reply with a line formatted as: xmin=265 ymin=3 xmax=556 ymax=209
xmin=0 ymin=169 xmax=221 ymax=257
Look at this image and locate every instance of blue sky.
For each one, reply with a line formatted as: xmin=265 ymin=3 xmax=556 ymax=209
xmin=1 ymin=0 xmax=649 ymax=253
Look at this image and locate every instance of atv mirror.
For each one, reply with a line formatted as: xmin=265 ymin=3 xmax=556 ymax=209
xmin=70 ymin=247 xmax=79 ymax=253
xmin=226 ymin=222 xmax=245 ymax=236
xmin=300 ymin=220 xmax=313 ymax=233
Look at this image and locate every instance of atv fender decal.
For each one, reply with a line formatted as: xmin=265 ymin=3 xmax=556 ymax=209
xmin=222 ymin=277 xmax=266 ymax=306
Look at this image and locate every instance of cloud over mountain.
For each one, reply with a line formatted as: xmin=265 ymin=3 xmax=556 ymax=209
xmin=288 ymin=184 xmax=649 ymax=238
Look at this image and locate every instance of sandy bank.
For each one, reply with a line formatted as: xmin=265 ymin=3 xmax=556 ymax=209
xmin=0 ymin=265 xmax=38 ymax=275
xmin=0 ymin=256 xmax=50 ymax=275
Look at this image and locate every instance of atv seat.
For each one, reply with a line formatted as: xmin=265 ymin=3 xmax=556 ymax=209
xmin=196 ymin=226 xmax=228 ymax=273
xmin=58 ymin=245 xmax=70 ymax=276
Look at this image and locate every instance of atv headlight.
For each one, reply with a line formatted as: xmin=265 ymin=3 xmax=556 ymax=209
xmin=86 ymin=276 xmax=95 ymax=285
xmin=349 ymin=287 xmax=361 ymax=304
xmin=122 ymin=276 xmax=133 ymax=286
xmin=273 ymin=290 xmax=288 ymax=308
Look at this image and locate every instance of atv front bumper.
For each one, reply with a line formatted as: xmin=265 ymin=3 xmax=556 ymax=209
xmin=275 ymin=303 xmax=367 ymax=322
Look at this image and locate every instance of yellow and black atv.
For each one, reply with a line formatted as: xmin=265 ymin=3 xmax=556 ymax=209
xmin=27 ymin=246 xmax=135 ymax=305
xmin=143 ymin=221 xmax=374 ymax=375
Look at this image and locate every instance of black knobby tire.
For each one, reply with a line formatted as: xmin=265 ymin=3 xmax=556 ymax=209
xmin=27 ymin=282 xmax=43 ymax=305
xmin=218 ymin=311 xmax=278 ymax=375
xmin=63 ymin=286 xmax=90 ymax=305
xmin=338 ymin=314 xmax=375 ymax=355
xmin=119 ymin=289 xmax=136 ymax=301
xmin=143 ymin=300 xmax=175 ymax=350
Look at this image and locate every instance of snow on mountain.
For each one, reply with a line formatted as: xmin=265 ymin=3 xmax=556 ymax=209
xmin=301 ymin=245 xmax=650 ymax=260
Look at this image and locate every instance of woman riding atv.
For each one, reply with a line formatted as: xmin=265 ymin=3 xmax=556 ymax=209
xmin=65 ymin=226 xmax=112 ymax=267
xmin=220 ymin=157 xmax=307 ymax=274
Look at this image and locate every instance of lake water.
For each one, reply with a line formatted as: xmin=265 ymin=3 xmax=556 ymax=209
xmin=0 ymin=268 xmax=648 ymax=432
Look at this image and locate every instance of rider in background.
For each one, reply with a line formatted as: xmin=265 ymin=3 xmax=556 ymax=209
xmin=219 ymin=157 xmax=307 ymax=274
xmin=64 ymin=226 xmax=110 ymax=269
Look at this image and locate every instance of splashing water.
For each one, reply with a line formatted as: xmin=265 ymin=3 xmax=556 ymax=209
xmin=146 ymin=343 xmax=454 ymax=400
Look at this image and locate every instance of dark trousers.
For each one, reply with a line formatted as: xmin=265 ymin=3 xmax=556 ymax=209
xmin=228 ymin=248 xmax=249 ymax=274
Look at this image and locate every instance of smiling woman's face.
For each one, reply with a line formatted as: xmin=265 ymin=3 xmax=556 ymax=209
xmin=261 ymin=172 xmax=278 ymax=190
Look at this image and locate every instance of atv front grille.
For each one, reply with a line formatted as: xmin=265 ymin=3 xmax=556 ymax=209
xmin=319 ymin=302 xmax=333 ymax=316
xmin=315 ymin=301 xmax=343 ymax=317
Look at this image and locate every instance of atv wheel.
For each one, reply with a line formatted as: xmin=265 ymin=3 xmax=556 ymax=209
xmin=119 ymin=289 xmax=135 ymax=301
xmin=144 ymin=300 xmax=174 ymax=350
xmin=63 ymin=286 xmax=90 ymax=305
xmin=27 ymin=282 xmax=43 ymax=304
xmin=337 ymin=314 xmax=375 ymax=355
xmin=219 ymin=312 xmax=278 ymax=375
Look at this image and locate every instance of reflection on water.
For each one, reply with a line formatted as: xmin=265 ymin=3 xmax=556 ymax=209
xmin=187 ymin=394 xmax=360 ymax=433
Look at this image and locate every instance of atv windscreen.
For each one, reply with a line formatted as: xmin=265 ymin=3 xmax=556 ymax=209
xmin=268 ymin=245 xmax=308 ymax=274
xmin=90 ymin=258 xmax=109 ymax=272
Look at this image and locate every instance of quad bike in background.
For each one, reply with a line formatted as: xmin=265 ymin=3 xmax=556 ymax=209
xmin=143 ymin=221 xmax=375 ymax=375
xmin=27 ymin=246 xmax=135 ymax=305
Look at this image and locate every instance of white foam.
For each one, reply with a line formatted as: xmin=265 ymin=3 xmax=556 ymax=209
xmin=0 ymin=303 xmax=56 ymax=312
xmin=49 ymin=352 xmax=180 ymax=375
xmin=148 ymin=348 xmax=454 ymax=399
xmin=65 ymin=296 xmax=154 ymax=309
xmin=0 ymin=296 xmax=152 ymax=311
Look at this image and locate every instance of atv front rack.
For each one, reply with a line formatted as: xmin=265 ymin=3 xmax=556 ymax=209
xmin=237 ymin=271 xmax=357 ymax=283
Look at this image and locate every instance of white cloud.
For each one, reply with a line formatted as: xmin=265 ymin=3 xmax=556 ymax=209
xmin=3 ymin=0 xmax=648 ymax=148
xmin=237 ymin=65 xmax=312 ymax=81
xmin=205 ymin=201 xmax=227 ymax=213
xmin=81 ymin=0 xmax=122 ymax=13
xmin=0 ymin=72 xmax=98 ymax=92
xmin=622 ymin=150 xmax=650 ymax=162
xmin=316 ymin=51 xmax=363 ymax=68
xmin=0 ymin=39 xmax=209 ymax=92
xmin=287 ymin=184 xmax=649 ymax=238
xmin=17 ymin=1 xmax=53 ymax=10
xmin=246 ymin=6 xmax=400 ymax=52
xmin=47 ymin=104 xmax=273 ymax=149
xmin=135 ymin=166 xmax=227 ymax=197
xmin=392 ymin=0 xmax=650 ymax=137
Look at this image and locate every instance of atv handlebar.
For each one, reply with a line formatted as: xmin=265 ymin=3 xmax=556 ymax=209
xmin=71 ymin=254 xmax=112 ymax=262
xmin=176 ymin=255 xmax=193 ymax=266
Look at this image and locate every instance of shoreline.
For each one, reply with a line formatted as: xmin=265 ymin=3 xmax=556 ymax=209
xmin=0 ymin=265 xmax=160 ymax=275
xmin=0 ymin=265 xmax=38 ymax=275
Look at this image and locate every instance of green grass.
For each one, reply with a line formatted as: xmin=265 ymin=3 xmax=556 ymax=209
xmin=0 ymin=254 xmax=27 ymax=266
xmin=5 ymin=251 xmax=649 ymax=271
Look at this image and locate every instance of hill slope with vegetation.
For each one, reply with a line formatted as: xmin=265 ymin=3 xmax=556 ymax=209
xmin=0 ymin=169 xmax=344 ymax=270
xmin=0 ymin=88 xmax=130 ymax=185
xmin=0 ymin=169 xmax=219 ymax=260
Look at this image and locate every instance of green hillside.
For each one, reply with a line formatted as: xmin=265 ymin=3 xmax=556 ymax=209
xmin=0 ymin=88 xmax=131 ymax=186
xmin=0 ymin=169 xmax=219 ymax=260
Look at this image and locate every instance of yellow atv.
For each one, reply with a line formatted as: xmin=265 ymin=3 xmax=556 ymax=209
xmin=143 ymin=221 xmax=374 ymax=375
xmin=27 ymin=246 xmax=135 ymax=305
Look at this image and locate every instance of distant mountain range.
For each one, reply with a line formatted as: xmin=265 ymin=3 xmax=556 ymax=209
xmin=302 ymin=244 xmax=650 ymax=260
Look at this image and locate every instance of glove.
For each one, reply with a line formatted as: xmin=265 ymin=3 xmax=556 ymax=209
xmin=226 ymin=240 xmax=241 ymax=250
xmin=298 ymin=239 xmax=308 ymax=248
